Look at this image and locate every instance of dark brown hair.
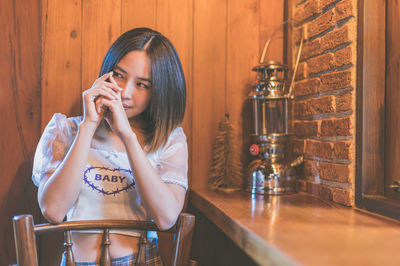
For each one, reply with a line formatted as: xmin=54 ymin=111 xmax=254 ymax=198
xmin=99 ymin=28 xmax=186 ymax=152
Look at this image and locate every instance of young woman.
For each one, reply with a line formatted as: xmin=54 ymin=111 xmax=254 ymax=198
xmin=32 ymin=28 xmax=188 ymax=265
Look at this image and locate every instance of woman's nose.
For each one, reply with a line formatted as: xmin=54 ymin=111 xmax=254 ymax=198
xmin=121 ymin=82 xmax=134 ymax=99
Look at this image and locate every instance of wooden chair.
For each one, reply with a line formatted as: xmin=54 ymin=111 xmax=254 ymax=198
xmin=13 ymin=213 xmax=196 ymax=266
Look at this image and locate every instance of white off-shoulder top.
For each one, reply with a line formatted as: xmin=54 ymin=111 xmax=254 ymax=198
xmin=32 ymin=113 xmax=188 ymax=237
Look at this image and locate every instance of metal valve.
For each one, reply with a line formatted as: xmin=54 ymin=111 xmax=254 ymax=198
xmin=250 ymin=144 xmax=260 ymax=156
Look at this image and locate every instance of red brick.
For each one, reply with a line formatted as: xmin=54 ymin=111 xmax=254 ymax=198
xmin=307 ymin=53 xmax=335 ymax=75
xmin=294 ymin=7 xmax=305 ymax=25
xmin=294 ymin=78 xmax=320 ymax=97
xmin=308 ymin=9 xmax=335 ymax=38
xmin=335 ymin=0 xmax=353 ymax=22
xmin=295 ymin=62 xmax=307 ymax=80
xmin=319 ymin=185 xmax=333 ymax=201
xmin=305 ymin=96 xmax=335 ymax=116
xmin=303 ymin=159 xmax=319 ymax=177
xmin=293 ymin=27 xmax=303 ymax=44
xmin=301 ymin=39 xmax=321 ymax=59
xmin=294 ymin=121 xmax=319 ymax=137
xmin=321 ymin=117 xmax=351 ymax=136
xmin=320 ymin=70 xmax=351 ymax=91
xmin=305 ymin=140 xmax=334 ymax=159
xmin=321 ymin=25 xmax=350 ymax=52
xmin=294 ymin=102 xmax=306 ymax=119
xmin=334 ymin=141 xmax=351 ymax=160
xmin=335 ymin=46 xmax=352 ymax=67
xmin=320 ymin=162 xmax=351 ymax=183
xmin=336 ymin=92 xmax=352 ymax=112
xmin=293 ymin=139 xmax=305 ymax=155
xmin=332 ymin=187 xmax=352 ymax=206
xmin=295 ymin=96 xmax=335 ymax=119
xmin=294 ymin=0 xmax=320 ymax=24
xmin=320 ymin=0 xmax=339 ymax=10
xmin=293 ymin=24 xmax=307 ymax=44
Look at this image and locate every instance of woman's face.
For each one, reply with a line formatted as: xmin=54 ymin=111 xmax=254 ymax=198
xmin=112 ymin=50 xmax=152 ymax=119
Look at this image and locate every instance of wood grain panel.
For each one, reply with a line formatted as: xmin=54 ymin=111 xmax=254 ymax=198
xmin=385 ymin=0 xmax=400 ymax=200
xmin=155 ymin=0 xmax=193 ymax=185
xmin=260 ymin=0 xmax=284 ymax=63
xmin=361 ymin=0 xmax=386 ymax=195
xmin=0 ymin=0 xmax=41 ymax=264
xmin=192 ymin=0 xmax=227 ymax=189
xmin=121 ymin=0 xmax=156 ymax=32
xmin=226 ymin=0 xmax=260 ymax=173
xmin=153 ymin=2 xmax=194 ymax=262
xmin=82 ymin=0 xmax=122 ymax=95
xmin=42 ymin=0 xmax=82 ymax=128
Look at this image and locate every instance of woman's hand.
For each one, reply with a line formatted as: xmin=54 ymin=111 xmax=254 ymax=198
xmin=96 ymin=75 xmax=134 ymax=140
xmin=82 ymin=72 xmax=122 ymax=127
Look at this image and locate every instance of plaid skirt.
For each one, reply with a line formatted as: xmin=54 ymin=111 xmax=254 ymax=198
xmin=60 ymin=238 xmax=163 ymax=266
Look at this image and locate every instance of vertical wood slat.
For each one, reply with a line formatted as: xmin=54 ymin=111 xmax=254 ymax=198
xmin=41 ymin=0 xmax=82 ymax=128
xmin=259 ymin=0 xmax=285 ymax=63
xmin=0 ymin=0 xmax=41 ymax=264
xmin=136 ymin=232 xmax=148 ymax=265
xmin=81 ymin=0 xmax=122 ymax=94
xmin=13 ymin=215 xmax=38 ymax=266
xmin=360 ymin=0 xmax=386 ymax=195
xmin=63 ymin=231 xmax=75 ymax=266
xmin=151 ymin=3 xmax=194 ymax=261
xmin=121 ymin=0 xmax=157 ymax=32
xmin=226 ymin=0 xmax=260 ymax=168
xmin=40 ymin=2 xmax=82 ymax=264
xmin=192 ymin=0 xmax=227 ymax=189
xmin=170 ymin=213 xmax=195 ymax=266
xmin=155 ymin=0 xmax=194 ymax=186
xmin=384 ymin=0 xmax=400 ymax=201
xmin=100 ymin=228 xmax=111 ymax=266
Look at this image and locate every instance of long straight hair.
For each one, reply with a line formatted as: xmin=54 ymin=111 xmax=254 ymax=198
xmin=99 ymin=28 xmax=186 ymax=152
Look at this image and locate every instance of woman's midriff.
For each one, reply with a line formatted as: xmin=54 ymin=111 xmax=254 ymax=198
xmin=71 ymin=233 xmax=140 ymax=262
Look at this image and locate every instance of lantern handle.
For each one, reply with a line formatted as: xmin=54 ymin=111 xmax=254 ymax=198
xmin=260 ymin=18 xmax=292 ymax=64
xmin=288 ymin=35 xmax=304 ymax=98
xmin=259 ymin=18 xmax=304 ymax=98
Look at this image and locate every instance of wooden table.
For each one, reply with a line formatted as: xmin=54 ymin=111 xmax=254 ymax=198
xmin=189 ymin=188 xmax=400 ymax=266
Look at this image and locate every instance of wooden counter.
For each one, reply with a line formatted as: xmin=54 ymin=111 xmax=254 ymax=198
xmin=189 ymin=188 xmax=400 ymax=266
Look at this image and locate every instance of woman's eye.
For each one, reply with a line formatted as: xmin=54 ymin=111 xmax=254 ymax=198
xmin=112 ymin=71 xmax=123 ymax=78
xmin=137 ymin=82 xmax=150 ymax=89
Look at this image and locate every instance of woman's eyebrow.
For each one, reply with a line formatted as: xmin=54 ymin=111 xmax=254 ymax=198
xmin=114 ymin=65 xmax=127 ymax=74
xmin=138 ymin=77 xmax=152 ymax=84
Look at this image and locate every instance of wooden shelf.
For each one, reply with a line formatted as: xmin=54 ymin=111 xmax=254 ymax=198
xmin=189 ymin=188 xmax=400 ymax=266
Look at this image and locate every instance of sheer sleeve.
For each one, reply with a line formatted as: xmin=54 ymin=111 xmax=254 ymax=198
xmin=155 ymin=127 xmax=188 ymax=190
xmin=32 ymin=113 xmax=79 ymax=186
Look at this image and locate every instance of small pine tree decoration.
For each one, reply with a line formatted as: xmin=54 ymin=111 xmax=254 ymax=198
xmin=208 ymin=114 xmax=243 ymax=192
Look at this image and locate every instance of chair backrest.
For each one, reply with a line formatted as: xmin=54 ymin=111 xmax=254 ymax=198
xmin=13 ymin=213 xmax=195 ymax=266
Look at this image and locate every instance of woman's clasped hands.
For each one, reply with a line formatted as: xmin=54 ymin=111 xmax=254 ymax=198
xmin=82 ymin=72 xmax=132 ymax=138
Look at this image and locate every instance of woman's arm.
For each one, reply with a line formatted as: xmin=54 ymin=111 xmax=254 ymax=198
xmin=123 ymin=133 xmax=186 ymax=230
xmin=38 ymin=72 xmax=121 ymax=223
xmin=38 ymin=122 xmax=97 ymax=223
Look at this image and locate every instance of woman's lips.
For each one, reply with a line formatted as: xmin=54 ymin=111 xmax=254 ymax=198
xmin=123 ymin=104 xmax=133 ymax=109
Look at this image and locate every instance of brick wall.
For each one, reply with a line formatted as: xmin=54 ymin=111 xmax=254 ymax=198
xmin=291 ymin=0 xmax=357 ymax=206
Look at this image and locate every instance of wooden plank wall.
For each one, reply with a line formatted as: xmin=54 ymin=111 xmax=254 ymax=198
xmin=1 ymin=0 xmax=283 ymax=264
xmin=0 ymin=0 xmax=41 ymax=264
xmin=41 ymin=0 xmax=284 ymax=190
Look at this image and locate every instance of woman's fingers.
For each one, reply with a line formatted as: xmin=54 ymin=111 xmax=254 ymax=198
xmin=86 ymin=85 xmax=119 ymax=102
xmin=109 ymin=75 xmax=122 ymax=99
xmin=97 ymin=71 xmax=113 ymax=82
xmin=104 ymin=81 xmax=122 ymax=94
